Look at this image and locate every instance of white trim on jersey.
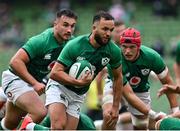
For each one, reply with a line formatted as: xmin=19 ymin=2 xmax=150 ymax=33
xmin=157 ymin=66 xmax=168 ymax=79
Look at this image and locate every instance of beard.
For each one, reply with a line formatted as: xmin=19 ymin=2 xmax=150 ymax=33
xmin=94 ymin=33 xmax=110 ymax=46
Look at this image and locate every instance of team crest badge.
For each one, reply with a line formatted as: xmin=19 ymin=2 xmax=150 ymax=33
xmin=129 ymin=76 xmax=141 ymax=86
xmin=141 ymin=69 xmax=150 ymax=75
xmin=125 ymin=72 xmax=130 ymax=77
xmin=102 ymin=57 xmax=110 ymax=66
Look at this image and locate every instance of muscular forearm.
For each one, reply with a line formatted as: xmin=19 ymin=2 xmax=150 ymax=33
xmin=10 ymin=59 xmax=38 ymax=86
xmin=50 ymin=70 xmax=81 ymax=86
xmin=112 ymin=75 xmax=122 ymax=109
xmin=124 ymin=91 xmax=149 ymax=115
xmin=166 ymin=93 xmax=178 ymax=108
xmin=170 ymin=111 xmax=180 ymax=118
xmin=123 ymin=84 xmax=149 ymax=115
xmin=96 ymin=73 xmax=103 ymax=96
xmin=160 ymin=72 xmax=179 ymax=109
xmin=173 ymin=63 xmax=180 ymax=85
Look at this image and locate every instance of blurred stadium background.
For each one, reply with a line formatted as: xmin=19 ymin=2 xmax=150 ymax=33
xmin=0 ymin=0 xmax=180 ymax=118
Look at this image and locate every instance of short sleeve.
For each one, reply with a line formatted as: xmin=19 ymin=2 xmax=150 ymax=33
xmin=109 ymin=44 xmax=122 ymax=69
xmin=22 ymin=36 xmax=44 ymax=60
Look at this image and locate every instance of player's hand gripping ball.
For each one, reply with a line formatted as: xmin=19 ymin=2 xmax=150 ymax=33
xmin=69 ymin=60 xmax=93 ymax=88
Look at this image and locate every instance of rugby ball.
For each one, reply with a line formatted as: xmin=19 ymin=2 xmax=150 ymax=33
xmin=69 ymin=60 xmax=92 ymax=80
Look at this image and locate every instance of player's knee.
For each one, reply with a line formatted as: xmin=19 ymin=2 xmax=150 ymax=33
xmin=131 ymin=115 xmax=149 ymax=129
xmin=51 ymin=119 xmax=66 ymax=130
xmin=33 ymin=108 xmax=47 ymax=123
xmin=1 ymin=117 xmax=18 ymax=130
xmin=155 ymin=119 xmax=162 ymax=130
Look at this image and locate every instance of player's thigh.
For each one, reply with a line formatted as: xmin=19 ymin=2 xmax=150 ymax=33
xmin=48 ymin=102 xmax=67 ymax=128
xmin=131 ymin=114 xmax=149 ymax=129
xmin=128 ymin=91 xmax=151 ymax=116
xmin=102 ymin=77 xmax=113 ymax=113
xmin=2 ymin=70 xmax=34 ymax=105
xmin=65 ymin=114 xmax=79 ymax=130
xmin=128 ymin=92 xmax=151 ymax=127
xmin=5 ymin=101 xmax=26 ymax=128
xmin=15 ymin=90 xmax=46 ymax=116
xmin=65 ymin=98 xmax=84 ymax=129
xmin=46 ymin=83 xmax=68 ymax=128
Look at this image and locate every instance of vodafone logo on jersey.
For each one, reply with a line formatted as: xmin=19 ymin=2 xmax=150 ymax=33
xmin=48 ymin=61 xmax=56 ymax=70
xmin=129 ymin=76 xmax=141 ymax=85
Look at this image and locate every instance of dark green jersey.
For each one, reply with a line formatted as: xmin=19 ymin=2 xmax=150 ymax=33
xmin=175 ymin=41 xmax=180 ymax=63
xmin=58 ymin=34 xmax=122 ymax=94
xmin=107 ymin=64 xmax=127 ymax=85
xmin=21 ymin=28 xmax=70 ymax=82
xmin=122 ymin=45 xmax=166 ymax=92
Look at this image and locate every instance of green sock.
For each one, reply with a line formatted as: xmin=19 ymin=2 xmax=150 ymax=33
xmin=40 ymin=115 xmax=51 ymax=127
xmin=39 ymin=113 xmax=96 ymax=130
xmin=0 ymin=121 xmax=3 ymax=130
xmin=34 ymin=124 xmax=50 ymax=130
xmin=77 ymin=113 xmax=96 ymax=130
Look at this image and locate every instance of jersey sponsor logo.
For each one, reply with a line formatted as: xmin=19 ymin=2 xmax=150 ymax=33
xmin=48 ymin=61 xmax=56 ymax=70
xmin=44 ymin=53 xmax=52 ymax=59
xmin=141 ymin=69 xmax=150 ymax=76
xmin=129 ymin=76 xmax=141 ymax=86
xmin=102 ymin=57 xmax=110 ymax=66
xmin=76 ymin=56 xmax=85 ymax=61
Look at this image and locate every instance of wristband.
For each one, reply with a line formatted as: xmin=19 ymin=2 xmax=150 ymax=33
xmin=171 ymin=106 xmax=179 ymax=113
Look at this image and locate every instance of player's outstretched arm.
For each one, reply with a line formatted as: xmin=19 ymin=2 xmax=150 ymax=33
xmin=158 ymin=84 xmax=180 ymax=97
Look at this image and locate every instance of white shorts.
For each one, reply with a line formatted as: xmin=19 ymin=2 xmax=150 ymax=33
xmin=103 ymin=78 xmax=113 ymax=95
xmin=0 ymin=88 xmax=6 ymax=119
xmin=0 ymin=88 xmax=7 ymax=102
xmin=45 ymin=79 xmax=85 ymax=118
xmin=103 ymin=78 xmax=151 ymax=115
xmin=1 ymin=70 xmax=34 ymax=104
xmin=128 ymin=92 xmax=151 ymax=115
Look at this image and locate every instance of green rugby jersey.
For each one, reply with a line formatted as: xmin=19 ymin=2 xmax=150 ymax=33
xmin=107 ymin=45 xmax=166 ymax=92
xmin=17 ymin=28 xmax=71 ymax=82
xmin=122 ymin=45 xmax=166 ymax=92
xmin=58 ymin=34 xmax=122 ymax=94
xmin=107 ymin=64 xmax=127 ymax=85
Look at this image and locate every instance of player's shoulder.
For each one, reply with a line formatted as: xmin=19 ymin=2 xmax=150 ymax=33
xmin=141 ymin=45 xmax=161 ymax=57
xmin=70 ymin=34 xmax=89 ymax=42
xmin=29 ymin=28 xmax=53 ymax=43
xmin=106 ymin=40 xmax=120 ymax=51
xmin=67 ymin=34 xmax=89 ymax=46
